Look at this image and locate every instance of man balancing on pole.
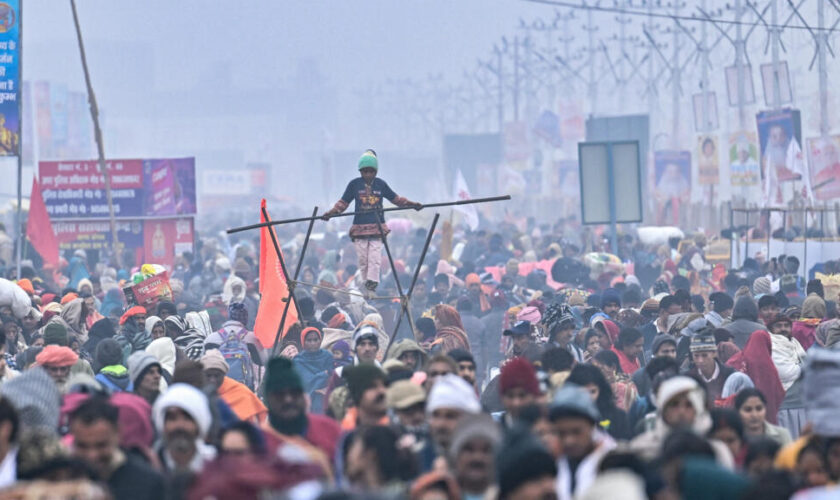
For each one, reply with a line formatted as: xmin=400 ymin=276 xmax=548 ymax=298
xmin=321 ymin=149 xmax=422 ymax=295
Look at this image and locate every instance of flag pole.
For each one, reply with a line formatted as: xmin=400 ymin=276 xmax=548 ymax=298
xmin=14 ymin=2 xmax=22 ymax=279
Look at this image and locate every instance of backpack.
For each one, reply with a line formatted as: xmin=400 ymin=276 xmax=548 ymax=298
xmin=218 ymin=324 xmax=255 ymax=390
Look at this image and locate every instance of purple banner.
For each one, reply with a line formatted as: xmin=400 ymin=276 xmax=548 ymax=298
xmin=143 ymin=158 xmax=196 ymax=216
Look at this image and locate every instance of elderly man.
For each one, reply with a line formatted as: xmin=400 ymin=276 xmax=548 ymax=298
xmin=35 ymin=345 xmax=78 ymax=391
xmin=152 ymin=383 xmax=216 ymax=474
xmin=448 ymin=414 xmax=502 ymax=499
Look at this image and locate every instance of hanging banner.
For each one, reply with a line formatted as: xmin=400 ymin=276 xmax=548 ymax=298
xmin=696 ymin=135 xmax=720 ymax=185
xmin=756 ymin=109 xmax=807 ymax=206
xmin=143 ymin=158 xmax=197 ymax=216
xmin=143 ymin=218 xmax=194 ymax=268
xmin=0 ymin=1 xmax=20 ymax=156
xmin=807 ymin=136 xmax=840 ymax=201
xmin=729 ymin=131 xmax=760 ymax=187
xmin=653 ymin=150 xmax=691 ymax=225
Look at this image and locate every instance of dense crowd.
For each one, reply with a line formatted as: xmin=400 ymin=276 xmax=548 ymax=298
xmin=0 ymin=212 xmax=839 ymax=499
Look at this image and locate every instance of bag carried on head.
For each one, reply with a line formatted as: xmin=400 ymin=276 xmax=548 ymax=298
xmin=218 ymin=325 xmax=255 ymax=390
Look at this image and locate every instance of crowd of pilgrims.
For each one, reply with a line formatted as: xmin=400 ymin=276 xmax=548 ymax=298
xmin=0 ymin=222 xmax=836 ymax=499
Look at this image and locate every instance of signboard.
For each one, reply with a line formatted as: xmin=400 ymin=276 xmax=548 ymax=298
xmin=729 ymin=131 xmax=760 ymax=187
xmin=52 ymin=219 xmax=144 ymax=252
xmin=143 ymin=218 xmax=194 ymax=268
xmin=201 ymin=169 xmax=250 ymax=196
xmin=756 ymin=108 xmax=805 ymax=206
xmin=653 ymin=150 xmax=691 ymax=225
xmin=124 ymin=271 xmax=172 ymax=310
xmin=39 ymin=158 xmax=196 ymax=219
xmin=807 ymin=136 xmax=840 ymax=201
xmin=578 ymin=141 xmax=642 ymax=225
xmin=0 ymin=1 xmax=20 ymax=156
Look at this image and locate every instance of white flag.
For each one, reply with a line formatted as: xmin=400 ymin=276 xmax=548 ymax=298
xmin=453 ymin=169 xmax=479 ymax=230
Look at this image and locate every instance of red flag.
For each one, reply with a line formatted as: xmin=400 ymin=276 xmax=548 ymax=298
xmin=26 ymin=178 xmax=59 ymax=267
xmin=253 ymin=199 xmax=297 ymax=349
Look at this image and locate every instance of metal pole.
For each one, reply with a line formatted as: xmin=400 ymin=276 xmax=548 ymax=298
xmin=734 ymin=0 xmax=747 ymax=130
xmin=497 ymin=46 xmax=504 ymax=133
xmin=389 ymin=213 xmax=439 ymax=349
xmin=607 ymin=144 xmax=619 ymax=255
xmin=227 ymin=195 xmax=511 ymax=234
xmin=70 ymin=0 xmax=120 ymax=266
xmin=770 ymin=0 xmax=782 ymax=110
xmin=817 ymin=0 xmax=829 ymax=137
xmin=671 ymin=2 xmax=681 ymax=148
xmin=586 ymin=8 xmax=598 ymax=115
xmin=14 ymin=4 xmax=21 ymax=279
xmin=270 ymin=206 xmax=318 ymax=355
xmin=513 ymin=36 xmax=520 ymax=121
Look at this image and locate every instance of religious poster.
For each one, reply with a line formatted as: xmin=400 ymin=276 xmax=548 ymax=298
xmin=807 ymin=136 xmax=840 ymax=201
xmin=653 ymin=150 xmax=691 ymax=225
xmin=0 ymin=1 xmax=20 ymax=156
xmin=696 ymin=135 xmax=720 ymax=185
xmin=729 ymin=131 xmax=760 ymax=187
xmin=756 ymin=109 xmax=808 ymax=206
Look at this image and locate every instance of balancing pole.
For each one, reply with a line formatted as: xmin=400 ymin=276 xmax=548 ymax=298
xmin=270 ymin=206 xmax=318 ymax=356
xmin=227 ymin=195 xmax=510 ymax=234
xmin=386 ymin=213 xmax=440 ymax=353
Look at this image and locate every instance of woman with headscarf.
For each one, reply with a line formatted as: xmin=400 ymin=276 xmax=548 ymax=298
xmin=330 ymin=340 xmax=353 ymax=369
xmin=726 ymin=329 xmax=785 ymax=424
xmin=221 ymin=275 xmax=246 ymax=306
xmin=431 ymin=304 xmax=470 ymax=354
xmin=792 ymin=293 xmax=825 ymax=350
xmin=293 ymin=327 xmax=334 ymax=413
xmin=146 ymin=337 xmax=176 ymax=386
xmin=144 ymin=316 xmax=166 ymax=342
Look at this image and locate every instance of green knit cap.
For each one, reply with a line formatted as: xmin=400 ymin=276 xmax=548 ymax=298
xmin=43 ymin=322 xmax=69 ymax=347
xmin=358 ymin=149 xmax=378 ymax=171
xmin=265 ymin=357 xmax=303 ymax=394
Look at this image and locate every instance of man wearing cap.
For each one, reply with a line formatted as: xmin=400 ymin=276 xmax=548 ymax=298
xmin=600 ymin=288 xmax=621 ymax=320
xmin=261 ymin=357 xmax=341 ymax=463
xmin=543 ymin=303 xmax=584 ymax=363
xmin=685 ymin=331 xmax=737 ymax=400
xmin=767 ymin=313 xmax=806 ymax=392
xmin=152 ymin=383 xmax=216 ymax=474
xmin=448 ymin=414 xmax=501 ymax=499
xmin=632 ymin=334 xmax=677 ymax=398
xmin=426 ymin=373 xmax=481 ymax=465
xmin=550 ymin=384 xmax=616 ymax=499
xmin=503 ymin=320 xmax=542 ymax=362
xmin=321 ymin=149 xmax=421 ymax=294
xmin=495 ymin=357 xmax=541 ymax=429
xmin=325 ymin=323 xmax=382 ymax=399
xmin=640 ymin=295 xmax=681 ymax=357
xmin=387 ymin=379 xmax=436 ymax=472
xmin=201 ymin=349 xmax=267 ymax=423
xmin=340 ymin=363 xmax=389 ymax=431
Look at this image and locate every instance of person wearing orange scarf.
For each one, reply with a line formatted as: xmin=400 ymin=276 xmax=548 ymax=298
xmin=201 ymin=350 xmax=266 ymax=423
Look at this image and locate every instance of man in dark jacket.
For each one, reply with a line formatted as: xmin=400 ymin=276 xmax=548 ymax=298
xmin=683 ymin=333 xmax=736 ymax=400
xmin=70 ymin=397 xmax=166 ymax=500
xmin=723 ymin=296 xmax=766 ymax=348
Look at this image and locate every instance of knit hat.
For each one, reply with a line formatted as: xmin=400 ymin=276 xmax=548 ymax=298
xmin=0 ymin=367 xmax=61 ymax=432
xmin=228 ymin=302 xmax=248 ymax=325
xmin=200 ymin=349 xmax=229 ymax=374
xmin=172 ymin=360 xmax=206 ymax=389
xmin=426 ymin=373 xmax=481 ymax=415
xmin=35 ymin=345 xmax=78 ymax=367
xmin=549 ymin=383 xmax=600 ymax=423
xmin=94 ymin=338 xmax=124 ymax=370
xmin=43 ymin=322 xmax=69 ymax=347
xmin=60 ymin=293 xmax=78 ymax=305
xmin=152 ymin=383 xmax=212 ymax=438
xmin=542 ymin=303 xmax=575 ymax=333
xmin=127 ymin=351 xmax=161 ymax=388
xmin=516 ymin=306 xmax=542 ymax=324
xmin=449 ymin=413 xmax=501 ymax=461
xmin=328 ymin=313 xmax=348 ymax=330
xmin=353 ymin=325 xmax=380 ymax=348
xmin=301 ymin=327 xmax=322 ymax=345
xmin=496 ymin=428 xmax=557 ymax=499
xmin=752 ymin=277 xmax=772 ymax=296
xmin=342 ymin=363 xmax=386 ymax=404
xmin=640 ymin=298 xmax=660 ymax=315
xmin=601 ymin=288 xmax=621 ymax=308
xmin=264 ymin=357 xmax=303 ymax=394
xmin=499 ymin=357 xmax=540 ymax=397
xmin=689 ymin=333 xmax=717 ymax=353
xmin=652 ymin=334 xmax=678 ymax=355
xmin=656 ymin=376 xmax=704 ymax=413
xmin=358 ymin=149 xmax=378 ymax=171
xmin=386 ymin=380 xmax=426 ymax=410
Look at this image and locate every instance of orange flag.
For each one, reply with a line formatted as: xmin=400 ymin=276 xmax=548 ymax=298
xmin=253 ymin=199 xmax=297 ymax=350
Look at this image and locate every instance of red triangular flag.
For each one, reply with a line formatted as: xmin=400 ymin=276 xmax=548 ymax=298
xmin=253 ymin=199 xmax=297 ymax=350
xmin=26 ymin=178 xmax=59 ymax=267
